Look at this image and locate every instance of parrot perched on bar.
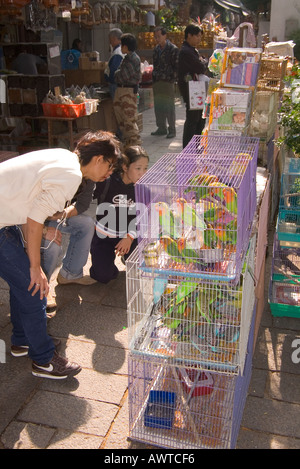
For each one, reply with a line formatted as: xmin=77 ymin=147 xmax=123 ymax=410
xmin=177 ymin=237 xmax=204 ymax=266
xmin=185 ymin=173 xmax=219 ymax=201
xmin=225 ymin=219 xmax=237 ymax=245
xmin=155 ymin=201 xmax=177 ymax=238
xmin=159 ymin=235 xmax=185 ymax=264
xmin=222 ymin=186 xmax=237 ymax=216
xmin=176 ymin=197 xmax=207 ymax=231
xmin=203 ymin=226 xmax=220 ymax=249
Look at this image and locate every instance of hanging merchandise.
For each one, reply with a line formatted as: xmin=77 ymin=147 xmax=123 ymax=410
xmin=208 ymin=49 xmax=225 ymax=77
xmin=25 ymin=0 xmax=57 ymax=31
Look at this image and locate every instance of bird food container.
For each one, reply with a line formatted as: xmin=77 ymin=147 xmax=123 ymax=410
xmin=144 ymin=390 xmax=176 ymax=429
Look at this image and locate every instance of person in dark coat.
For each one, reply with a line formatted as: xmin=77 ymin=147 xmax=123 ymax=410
xmin=178 ymin=24 xmax=208 ymax=148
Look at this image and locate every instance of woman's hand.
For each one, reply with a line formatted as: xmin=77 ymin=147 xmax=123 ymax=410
xmin=115 ymin=236 xmax=133 ymax=256
xmin=28 ymin=266 xmax=49 ymax=300
xmin=23 ymin=218 xmax=49 ymax=300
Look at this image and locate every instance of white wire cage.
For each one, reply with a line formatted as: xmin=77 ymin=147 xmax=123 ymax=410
xmin=135 ymin=136 xmax=259 ymax=283
xmin=128 ymin=323 xmax=254 ymax=450
xmin=126 ymin=234 xmax=256 ymax=375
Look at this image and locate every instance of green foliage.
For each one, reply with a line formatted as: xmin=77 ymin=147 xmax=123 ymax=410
xmin=155 ymin=7 xmax=183 ymax=31
xmin=276 ymin=64 xmax=300 ymax=155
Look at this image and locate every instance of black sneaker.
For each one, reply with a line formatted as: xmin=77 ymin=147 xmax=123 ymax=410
xmin=32 ymin=351 xmax=81 ymax=380
xmin=11 ymin=337 xmax=61 ymax=357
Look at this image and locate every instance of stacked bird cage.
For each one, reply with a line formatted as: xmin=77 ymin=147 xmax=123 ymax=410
xmin=128 ymin=301 xmax=255 ymax=449
xmin=135 ymin=136 xmax=259 ymax=283
xmin=127 ymin=235 xmax=256 ymax=375
xmin=269 ymin=158 xmax=300 ymax=317
xmin=127 ymin=135 xmax=259 ymax=448
xmin=257 ymin=56 xmax=287 ymax=94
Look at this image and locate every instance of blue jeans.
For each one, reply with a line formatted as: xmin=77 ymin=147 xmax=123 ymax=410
xmin=41 ymin=214 xmax=95 ymax=281
xmin=0 ymin=226 xmax=54 ymax=364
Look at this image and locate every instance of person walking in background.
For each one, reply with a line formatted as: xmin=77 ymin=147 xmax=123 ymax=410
xmin=0 ymin=131 xmax=120 ymax=380
xmin=151 ymin=26 xmax=179 ymax=139
xmin=178 ymin=24 xmax=208 ymax=148
xmin=113 ymin=33 xmax=142 ymax=148
xmin=105 ymin=28 xmax=124 ymax=100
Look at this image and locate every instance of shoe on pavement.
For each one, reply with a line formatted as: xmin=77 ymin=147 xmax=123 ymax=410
xmin=32 ymin=351 xmax=81 ymax=380
xmin=57 ymin=272 xmax=97 ymax=286
xmin=151 ymin=128 xmax=167 ymax=136
xmin=11 ymin=337 xmax=61 ymax=358
xmin=166 ymin=132 xmax=176 ymax=139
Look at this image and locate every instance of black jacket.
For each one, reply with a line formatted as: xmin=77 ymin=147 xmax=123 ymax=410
xmin=178 ymin=40 xmax=207 ymax=104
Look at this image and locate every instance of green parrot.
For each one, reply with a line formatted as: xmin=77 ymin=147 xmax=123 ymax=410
xmin=177 ymin=237 xmax=207 ymax=266
xmin=176 ymin=198 xmax=207 ymax=231
xmin=185 ymin=173 xmax=219 ymax=201
xmin=222 ymin=186 xmax=238 ymax=216
xmin=155 ymin=201 xmax=177 ymax=238
xmin=225 ymin=219 xmax=237 ymax=245
xmin=203 ymin=227 xmax=220 ymax=249
xmin=159 ymin=235 xmax=185 ymax=264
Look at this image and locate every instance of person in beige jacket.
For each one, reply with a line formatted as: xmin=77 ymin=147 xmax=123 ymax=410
xmin=0 ymin=130 xmax=120 ymax=380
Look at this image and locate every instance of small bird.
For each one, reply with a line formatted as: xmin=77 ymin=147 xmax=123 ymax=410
xmin=176 ymin=197 xmax=206 ymax=232
xmin=160 ymin=235 xmax=184 ymax=264
xmin=155 ymin=201 xmax=177 ymax=238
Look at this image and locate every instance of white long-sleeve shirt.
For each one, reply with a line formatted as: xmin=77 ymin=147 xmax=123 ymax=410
xmin=0 ymin=148 xmax=82 ymax=229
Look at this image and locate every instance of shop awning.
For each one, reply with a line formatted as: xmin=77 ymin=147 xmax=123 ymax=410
xmin=214 ymin=0 xmax=250 ymax=16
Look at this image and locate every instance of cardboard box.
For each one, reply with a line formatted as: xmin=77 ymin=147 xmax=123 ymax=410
xmin=220 ymin=47 xmax=262 ymax=89
xmin=79 ymin=57 xmax=106 ymax=71
xmin=63 ymin=69 xmax=106 ymax=87
xmin=208 ymin=88 xmax=252 ymax=132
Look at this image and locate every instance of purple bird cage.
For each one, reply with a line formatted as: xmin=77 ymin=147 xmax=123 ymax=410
xmin=128 ymin=308 xmax=254 ymax=449
xmin=135 ymin=136 xmax=259 ymax=283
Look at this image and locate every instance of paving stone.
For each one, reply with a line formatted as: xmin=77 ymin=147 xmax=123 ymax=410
xmin=103 ymin=394 xmax=130 ymax=449
xmin=39 ymin=368 xmax=128 ymax=405
xmin=0 ymin=357 xmax=37 ymax=434
xmin=237 ymin=428 xmax=300 ymax=449
xmin=18 ymin=391 xmax=119 ymax=437
xmin=47 ymin=430 xmax=103 ymax=449
xmin=48 ymin=301 xmax=128 ymax=349
xmin=242 ymin=395 xmax=300 ymax=438
xmin=267 ymin=371 xmax=300 ymax=404
xmin=62 ymin=338 xmax=129 ymax=375
xmin=1 ymin=422 xmax=55 ymax=449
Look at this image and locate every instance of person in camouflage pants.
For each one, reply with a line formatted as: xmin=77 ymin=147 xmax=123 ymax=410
xmin=113 ymin=33 xmax=142 ymax=147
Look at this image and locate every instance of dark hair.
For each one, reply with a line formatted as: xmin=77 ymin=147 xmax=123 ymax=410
xmin=72 ymin=38 xmax=82 ymax=51
xmin=154 ymin=26 xmax=167 ymax=36
xmin=184 ymin=24 xmax=203 ymax=39
xmin=75 ymin=131 xmax=121 ymax=166
xmin=121 ymin=33 xmax=137 ymax=52
xmin=115 ymin=145 xmax=149 ymax=174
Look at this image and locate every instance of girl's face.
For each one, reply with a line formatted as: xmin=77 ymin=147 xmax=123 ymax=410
xmin=122 ymin=157 xmax=148 ymax=185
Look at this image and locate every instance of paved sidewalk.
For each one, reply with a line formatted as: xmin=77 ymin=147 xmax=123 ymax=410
xmin=0 ymin=100 xmax=300 ymax=449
